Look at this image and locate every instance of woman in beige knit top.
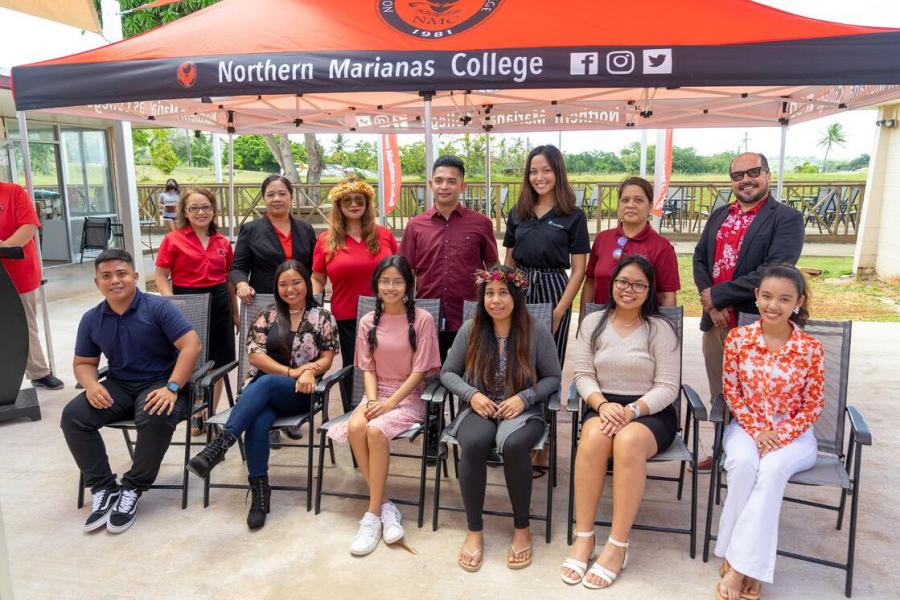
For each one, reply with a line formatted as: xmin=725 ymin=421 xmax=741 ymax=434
xmin=560 ymin=255 xmax=680 ymax=589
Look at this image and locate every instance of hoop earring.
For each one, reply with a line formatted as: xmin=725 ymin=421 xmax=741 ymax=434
xmin=793 ymin=307 xmax=800 ymax=314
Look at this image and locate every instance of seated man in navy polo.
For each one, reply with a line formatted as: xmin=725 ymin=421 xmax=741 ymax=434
xmin=60 ymin=249 xmax=201 ymax=534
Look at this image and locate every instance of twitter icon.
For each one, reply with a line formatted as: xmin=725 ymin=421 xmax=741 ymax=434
xmin=642 ymin=49 xmax=672 ymax=74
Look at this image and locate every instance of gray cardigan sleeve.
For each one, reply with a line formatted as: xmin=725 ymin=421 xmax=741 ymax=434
xmin=439 ymin=321 xmax=480 ymax=404
xmin=517 ymin=323 xmax=562 ymax=408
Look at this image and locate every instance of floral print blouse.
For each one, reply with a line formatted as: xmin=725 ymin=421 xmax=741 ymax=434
xmin=245 ymin=306 xmax=339 ymax=383
xmin=722 ymin=320 xmax=825 ymax=445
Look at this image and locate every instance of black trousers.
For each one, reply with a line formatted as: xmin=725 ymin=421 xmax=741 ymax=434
xmin=456 ymin=412 xmax=544 ymax=531
xmin=438 ymin=330 xmax=457 ymax=363
xmin=60 ymin=377 xmax=187 ymax=492
xmin=336 ymin=318 xmax=357 ymax=412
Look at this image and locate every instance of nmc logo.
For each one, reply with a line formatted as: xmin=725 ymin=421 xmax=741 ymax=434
xmin=379 ymin=0 xmax=501 ymax=39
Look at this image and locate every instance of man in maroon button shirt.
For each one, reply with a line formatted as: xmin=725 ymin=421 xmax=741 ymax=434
xmin=399 ymin=155 xmax=499 ymax=360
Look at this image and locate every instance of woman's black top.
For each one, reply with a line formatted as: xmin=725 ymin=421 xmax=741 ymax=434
xmin=503 ymin=207 xmax=590 ymax=269
xmin=230 ymin=215 xmax=316 ymax=294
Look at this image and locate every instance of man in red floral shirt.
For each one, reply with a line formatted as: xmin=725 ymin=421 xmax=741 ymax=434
xmin=693 ymin=152 xmax=804 ymax=414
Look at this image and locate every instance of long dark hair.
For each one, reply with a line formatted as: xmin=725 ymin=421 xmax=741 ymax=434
xmin=590 ymin=255 xmax=676 ymax=349
xmin=516 ymin=144 xmax=577 ymax=219
xmin=367 ymin=255 xmax=417 ymax=356
xmin=465 ymin=266 xmax=535 ymax=394
xmin=269 ymin=260 xmax=319 ymax=358
xmin=759 ymin=263 xmax=811 ymax=327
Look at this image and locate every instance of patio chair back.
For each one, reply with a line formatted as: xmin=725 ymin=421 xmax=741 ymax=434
xmin=79 ymin=216 xmax=111 ymax=262
xmin=351 ymin=296 xmax=442 ymax=408
xmin=236 ymin=294 xmax=276 ymax=392
xmin=737 ymin=313 xmax=850 ymax=457
xmin=462 ymin=300 xmax=553 ymax=331
xmin=161 ymin=293 xmax=210 ymax=368
xmin=575 ymin=187 xmax=586 ymax=208
xmin=586 ymin=303 xmax=683 ymax=422
xmin=711 ymin=189 xmax=731 ymax=212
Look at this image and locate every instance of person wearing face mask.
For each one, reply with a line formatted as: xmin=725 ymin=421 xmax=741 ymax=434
xmin=583 ymin=177 xmax=679 ymax=309
xmin=693 ymin=153 xmax=804 ymax=413
xmin=158 ymin=179 xmax=180 ymax=233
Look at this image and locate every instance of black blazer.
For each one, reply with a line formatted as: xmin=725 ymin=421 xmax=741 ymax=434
xmin=692 ymin=194 xmax=804 ymax=332
xmin=230 ymin=216 xmax=316 ymax=294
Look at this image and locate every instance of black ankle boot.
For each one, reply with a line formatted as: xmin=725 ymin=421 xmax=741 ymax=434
xmin=186 ymin=430 xmax=236 ymax=479
xmin=247 ymin=475 xmax=271 ymax=530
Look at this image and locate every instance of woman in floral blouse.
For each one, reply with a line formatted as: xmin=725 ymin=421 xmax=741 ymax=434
xmin=186 ymin=260 xmax=338 ymax=530
xmin=715 ymin=264 xmax=824 ymax=600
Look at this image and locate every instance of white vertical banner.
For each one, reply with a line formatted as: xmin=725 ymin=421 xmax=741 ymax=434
xmin=652 ymin=128 xmax=673 ymax=225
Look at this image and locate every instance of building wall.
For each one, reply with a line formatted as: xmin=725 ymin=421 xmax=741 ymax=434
xmin=854 ymin=103 xmax=900 ymax=281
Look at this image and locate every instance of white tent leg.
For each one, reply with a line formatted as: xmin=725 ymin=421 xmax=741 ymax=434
xmin=485 ymin=129 xmax=492 ymax=221
xmin=213 ymin=134 xmax=223 ymax=183
xmin=228 ymin=132 xmax=235 ymax=241
xmin=776 ymin=125 xmax=788 ymax=200
xmin=377 ymin=135 xmax=387 ymax=227
xmin=15 ymin=111 xmax=55 ymax=374
xmin=423 ymin=93 xmax=434 ymax=209
xmin=640 ymin=129 xmax=648 ymax=177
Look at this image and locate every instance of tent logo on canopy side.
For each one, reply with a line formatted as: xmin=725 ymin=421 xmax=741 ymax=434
xmin=379 ymin=0 xmax=501 ymax=39
xmin=177 ymin=61 xmax=198 ymax=88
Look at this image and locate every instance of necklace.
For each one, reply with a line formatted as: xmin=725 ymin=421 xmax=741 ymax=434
xmin=289 ymin=308 xmax=304 ymax=315
xmin=615 ymin=314 xmax=641 ymax=328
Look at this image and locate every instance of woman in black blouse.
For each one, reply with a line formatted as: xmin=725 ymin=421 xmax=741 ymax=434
xmin=504 ymin=145 xmax=590 ymax=366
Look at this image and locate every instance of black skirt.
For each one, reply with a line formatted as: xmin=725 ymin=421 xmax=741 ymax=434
xmin=582 ymin=392 xmax=677 ymax=455
xmin=172 ymin=282 xmax=236 ymax=368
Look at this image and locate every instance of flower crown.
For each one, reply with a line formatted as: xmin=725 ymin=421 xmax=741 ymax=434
xmin=327 ymin=179 xmax=375 ymax=204
xmin=474 ymin=269 xmax=528 ymax=290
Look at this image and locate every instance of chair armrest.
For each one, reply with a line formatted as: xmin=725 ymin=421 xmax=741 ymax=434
xmin=188 ymin=360 xmax=215 ymax=386
xmin=314 ymin=365 xmax=353 ymax=396
xmin=681 ymin=384 xmax=708 ymax=422
xmin=709 ymin=393 xmax=727 ymax=423
xmin=846 ymin=406 xmax=872 ymax=446
xmin=547 ymin=389 xmax=561 ymax=412
xmin=199 ymin=360 xmax=238 ymax=388
xmin=421 ymin=379 xmax=448 ymax=404
xmin=565 ymin=382 xmax=580 ymax=413
xmin=318 ymin=411 xmax=351 ymax=433
xmin=75 ymin=366 xmax=109 ymax=390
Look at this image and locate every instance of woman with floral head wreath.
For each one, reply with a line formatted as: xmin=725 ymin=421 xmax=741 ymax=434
xmin=312 ymin=177 xmax=398 ymax=412
xmin=440 ymin=266 xmax=561 ymax=573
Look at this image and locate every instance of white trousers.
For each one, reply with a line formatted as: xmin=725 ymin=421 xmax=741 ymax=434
xmin=714 ymin=420 xmax=817 ymax=583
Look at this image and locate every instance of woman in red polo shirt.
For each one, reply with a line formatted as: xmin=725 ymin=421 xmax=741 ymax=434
xmin=312 ymin=178 xmax=398 ymax=411
xmin=583 ymin=177 xmax=680 ymax=308
xmin=155 ymin=187 xmax=237 ymax=434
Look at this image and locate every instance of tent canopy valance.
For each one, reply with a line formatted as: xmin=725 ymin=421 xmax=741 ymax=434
xmin=10 ymin=0 xmax=900 ymax=133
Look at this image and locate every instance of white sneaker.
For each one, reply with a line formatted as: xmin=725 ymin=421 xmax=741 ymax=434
xmin=381 ymin=501 xmax=405 ymax=544
xmin=350 ymin=512 xmax=382 ymax=556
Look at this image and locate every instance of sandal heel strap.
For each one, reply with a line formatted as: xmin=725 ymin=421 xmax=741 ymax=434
xmin=574 ymin=530 xmax=595 ymax=538
xmin=607 ymin=536 xmax=629 ymax=548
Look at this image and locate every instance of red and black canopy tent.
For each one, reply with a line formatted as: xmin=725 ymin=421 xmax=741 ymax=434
xmin=9 ymin=0 xmax=900 ymax=230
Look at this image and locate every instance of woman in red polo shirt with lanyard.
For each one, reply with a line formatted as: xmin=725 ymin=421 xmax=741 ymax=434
xmin=155 ymin=187 xmax=237 ymax=434
xmin=583 ymin=177 xmax=680 ymax=308
xmin=312 ymin=178 xmax=398 ymax=412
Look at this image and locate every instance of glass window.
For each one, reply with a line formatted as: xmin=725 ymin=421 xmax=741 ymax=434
xmin=4 ymin=118 xmax=57 ymax=142
xmin=62 ymin=129 xmax=114 ymax=217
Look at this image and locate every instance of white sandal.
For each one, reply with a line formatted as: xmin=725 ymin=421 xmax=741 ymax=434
xmin=560 ymin=530 xmax=597 ymax=585
xmin=583 ymin=536 xmax=629 ymax=590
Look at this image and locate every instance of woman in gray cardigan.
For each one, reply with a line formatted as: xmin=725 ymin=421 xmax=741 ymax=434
xmin=440 ymin=267 xmax=561 ymax=573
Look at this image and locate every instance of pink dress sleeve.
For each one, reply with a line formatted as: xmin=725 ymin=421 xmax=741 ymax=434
xmin=411 ymin=309 xmax=441 ymax=374
xmin=354 ymin=312 xmax=376 ymax=371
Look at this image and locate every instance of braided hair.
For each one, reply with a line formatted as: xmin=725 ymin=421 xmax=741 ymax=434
xmin=367 ymin=255 xmax=417 ymax=356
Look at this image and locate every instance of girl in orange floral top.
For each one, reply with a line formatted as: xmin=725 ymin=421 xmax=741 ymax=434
xmin=715 ymin=264 xmax=824 ymax=600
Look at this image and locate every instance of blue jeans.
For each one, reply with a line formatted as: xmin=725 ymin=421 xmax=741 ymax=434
xmin=224 ymin=374 xmax=311 ymax=477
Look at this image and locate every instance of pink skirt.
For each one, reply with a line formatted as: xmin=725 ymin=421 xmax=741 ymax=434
xmin=326 ymin=378 xmax=426 ymax=442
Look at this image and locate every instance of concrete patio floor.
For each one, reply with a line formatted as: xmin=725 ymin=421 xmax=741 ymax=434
xmin=1 ymin=255 xmax=896 ymax=600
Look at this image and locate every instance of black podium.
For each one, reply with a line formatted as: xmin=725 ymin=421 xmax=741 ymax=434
xmin=0 ymin=247 xmax=41 ymax=423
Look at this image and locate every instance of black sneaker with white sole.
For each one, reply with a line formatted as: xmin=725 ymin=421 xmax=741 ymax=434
xmin=83 ymin=486 xmax=120 ymax=532
xmin=31 ymin=373 xmax=64 ymax=390
xmin=106 ymin=486 xmax=141 ymax=533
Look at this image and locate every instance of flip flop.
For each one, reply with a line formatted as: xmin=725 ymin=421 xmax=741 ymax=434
xmin=458 ymin=545 xmax=483 ymax=573
xmin=507 ymin=543 xmax=533 ymax=570
xmin=720 ymin=560 xmax=761 ymax=600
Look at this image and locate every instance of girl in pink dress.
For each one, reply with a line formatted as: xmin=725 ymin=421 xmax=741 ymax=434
xmin=327 ymin=255 xmax=440 ymax=556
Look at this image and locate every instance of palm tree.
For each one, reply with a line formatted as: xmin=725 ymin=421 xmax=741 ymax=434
xmin=818 ymin=122 xmax=847 ymax=172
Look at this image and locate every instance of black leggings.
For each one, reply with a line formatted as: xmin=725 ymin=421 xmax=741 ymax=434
xmin=456 ymin=411 xmax=544 ymax=531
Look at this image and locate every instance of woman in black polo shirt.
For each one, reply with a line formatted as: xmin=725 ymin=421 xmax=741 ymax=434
xmin=504 ymin=145 xmax=590 ymax=367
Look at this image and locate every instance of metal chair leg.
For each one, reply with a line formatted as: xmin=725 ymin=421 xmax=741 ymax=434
xmin=315 ymin=430 xmax=327 ymax=514
xmin=181 ymin=418 xmax=191 ymax=509
xmin=567 ymin=413 xmax=578 ymax=546
xmin=432 ymin=442 xmax=443 ymax=531
xmin=306 ymin=420 xmax=315 ymax=512
xmin=417 ymin=422 xmax=429 ymax=529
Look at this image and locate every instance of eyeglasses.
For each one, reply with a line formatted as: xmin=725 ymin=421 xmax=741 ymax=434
xmin=340 ymin=196 xmax=367 ymax=207
xmin=612 ymin=235 xmax=628 ymax=260
xmin=187 ymin=205 xmax=214 ymax=214
xmin=729 ymin=167 xmax=766 ymax=182
xmin=613 ymin=278 xmax=650 ymax=293
xmin=377 ymin=278 xmax=406 ymax=289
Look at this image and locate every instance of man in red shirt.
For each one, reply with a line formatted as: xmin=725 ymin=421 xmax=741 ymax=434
xmin=0 ymin=181 xmax=63 ymax=389
xmin=693 ymin=152 xmax=804 ymax=404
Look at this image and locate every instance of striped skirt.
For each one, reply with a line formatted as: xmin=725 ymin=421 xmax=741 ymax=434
xmin=520 ymin=267 xmax=571 ymax=367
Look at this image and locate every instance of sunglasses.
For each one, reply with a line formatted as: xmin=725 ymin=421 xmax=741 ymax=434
xmin=729 ymin=167 xmax=766 ymax=182
xmin=612 ymin=235 xmax=628 ymax=260
xmin=340 ymin=196 xmax=367 ymax=207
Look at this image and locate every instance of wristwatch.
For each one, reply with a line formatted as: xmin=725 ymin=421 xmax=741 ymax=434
xmin=166 ymin=381 xmax=181 ymax=394
xmin=628 ymin=403 xmax=640 ymax=420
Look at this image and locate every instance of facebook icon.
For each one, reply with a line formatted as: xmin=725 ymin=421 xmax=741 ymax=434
xmin=570 ymin=52 xmax=599 ymax=76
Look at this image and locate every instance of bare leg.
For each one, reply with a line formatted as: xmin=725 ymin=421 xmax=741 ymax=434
xmin=561 ymin=418 xmax=613 ymax=580
xmin=212 ymin=380 xmax=224 ymax=414
xmin=365 ymin=425 xmax=391 ymax=515
xmin=347 ymin=409 xmax=371 ymax=484
xmin=585 ymin=422 xmax=656 ymax=588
